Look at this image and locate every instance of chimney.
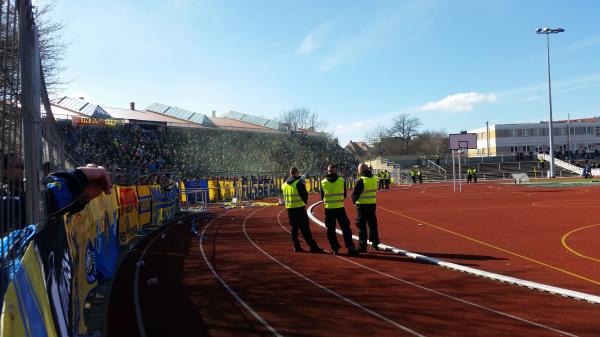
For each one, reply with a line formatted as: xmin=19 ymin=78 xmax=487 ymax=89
xmin=78 ymin=97 xmax=84 ymax=100
xmin=130 ymin=102 xmax=135 ymax=110
xmin=212 ymin=110 xmax=216 ymax=117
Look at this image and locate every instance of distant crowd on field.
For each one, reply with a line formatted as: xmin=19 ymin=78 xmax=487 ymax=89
xmin=514 ymin=148 xmax=600 ymax=162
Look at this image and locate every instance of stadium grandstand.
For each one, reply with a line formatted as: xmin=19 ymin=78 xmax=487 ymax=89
xmin=53 ymin=96 xmax=358 ymax=179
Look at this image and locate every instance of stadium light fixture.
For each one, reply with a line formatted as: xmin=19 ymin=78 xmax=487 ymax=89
xmin=536 ymin=26 xmax=565 ymax=178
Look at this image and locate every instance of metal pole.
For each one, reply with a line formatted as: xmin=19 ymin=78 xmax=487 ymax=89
xmin=19 ymin=1 xmax=43 ymax=225
xmin=458 ymin=151 xmax=462 ymax=192
xmin=546 ymin=34 xmax=556 ymax=178
xmin=567 ymin=113 xmax=571 ymax=156
xmin=486 ymin=121 xmax=490 ymax=157
xmin=452 ymin=150 xmax=456 ymax=192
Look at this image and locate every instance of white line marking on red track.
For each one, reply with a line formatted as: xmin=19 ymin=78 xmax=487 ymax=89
xmin=307 ymin=201 xmax=600 ymax=305
xmin=134 ymin=217 xmax=188 ymax=337
xmin=276 ymin=209 xmax=577 ymax=336
xmin=245 ymin=208 xmax=425 ymax=336
xmin=200 ymin=210 xmax=283 ymax=337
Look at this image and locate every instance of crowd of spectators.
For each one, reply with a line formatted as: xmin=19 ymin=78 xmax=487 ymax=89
xmin=59 ymin=122 xmax=358 ymax=181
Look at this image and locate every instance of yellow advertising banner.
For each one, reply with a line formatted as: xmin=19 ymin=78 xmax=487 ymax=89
xmin=180 ymin=181 xmax=187 ymax=204
xmin=72 ymin=116 xmax=124 ymax=127
xmin=116 ymin=185 xmax=139 ymax=245
xmin=208 ymin=179 xmax=217 ymax=202
xmin=136 ymin=185 xmax=152 ymax=227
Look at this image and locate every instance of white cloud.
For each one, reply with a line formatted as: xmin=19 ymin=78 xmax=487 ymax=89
xmin=420 ymin=92 xmax=496 ymax=112
xmin=296 ymin=19 xmax=339 ymax=56
xmin=297 ymin=35 xmax=317 ymax=56
xmin=352 ymin=121 xmax=364 ymax=127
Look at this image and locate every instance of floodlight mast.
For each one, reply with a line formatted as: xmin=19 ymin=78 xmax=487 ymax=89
xmin=536 ymin=27 xmax=565 ymax=178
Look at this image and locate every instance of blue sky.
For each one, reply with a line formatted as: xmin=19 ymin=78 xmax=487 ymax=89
xmin=51 ymin=0 xmax=600 ymax=145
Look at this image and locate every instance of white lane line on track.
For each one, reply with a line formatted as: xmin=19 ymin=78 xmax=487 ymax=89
xmin=276 ymin=210 xmax=577 ymax=337
xmin=307 ymin=201 xmax=600 ymax=305
xmin=199 ymin=211 xmax=282 ymax=337
xmin=244 ymin=208 xmax=425 ymax=337
xmin=134 ymin=218 xmax=187 ymax=337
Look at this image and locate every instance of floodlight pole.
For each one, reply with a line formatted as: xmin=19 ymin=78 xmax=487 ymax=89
xmin=537 ymin=27 xmax=564 ymax=178
xmin=458 ymin=151 xmax=463 ymax=192
xmin=452 ymin=150 xmax=456 ymax=192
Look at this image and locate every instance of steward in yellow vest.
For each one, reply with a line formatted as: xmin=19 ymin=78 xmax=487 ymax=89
xmin=320 ymin=165 xmax=359 ymax=256
xmin=383 ymin=170 xmax=390 ymax=190
xmin=351 ymin=163 xmax=380 ymax=252
xmin=282 ymin=167 xmax=325 ymax=253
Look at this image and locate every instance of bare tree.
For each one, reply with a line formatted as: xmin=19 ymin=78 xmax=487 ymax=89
xmin=34 ymin=0 xmax=68 ymax=95
xmin=364 ymin=125 xmax=391 ymax=146
xmin=279 ymin=107 xmax=327 ymax=132
xmin=389 ymin=114 xmax=422 ymax=152
xmin=413 ymin=130 xmax=448 ymax=154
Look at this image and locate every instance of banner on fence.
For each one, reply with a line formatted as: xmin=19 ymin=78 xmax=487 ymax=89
xmin=116 ymin=186 xmax=139 ymax=245
xmin=136 ymin=185 xmax=152 ymax=227
xmin=0 ymin=242 xmax=57 ymax=337
xmin=89 ymin=192 xmax=119 ymax=280
xmin=64 ymin=206 xmax=97 ymax=334
xmin=34 ymin=214 xmax=75 ymax=337
xmin=149 ymin=184 xmax=162 ymax=225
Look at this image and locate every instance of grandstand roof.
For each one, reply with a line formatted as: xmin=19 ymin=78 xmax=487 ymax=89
xmin=47 ymin=104 xmax=87 ymax=119
xmin=209 ymin=116 xmax=272 ymax=130
xmin=53 ymin=96 xmax=111 ymax=118
xmin=145 ymin=103 xmax=216 ymax=127
xmin=222 ymin=111 xmax=281 ymax=130
xmin=104 ymin=107 xmax=204 ymax=127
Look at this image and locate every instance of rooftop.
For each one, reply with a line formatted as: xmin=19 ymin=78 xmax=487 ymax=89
xmin=146 ymin=103 xmax=216 ymax=127
xmin=53 ymin=96 xmax=111 ymax=118
xmin=223 ymin=111 xmax=281 ymax=130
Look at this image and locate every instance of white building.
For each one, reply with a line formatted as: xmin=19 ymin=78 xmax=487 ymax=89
xmin=468 ymin=117 xmax=600 ymax=157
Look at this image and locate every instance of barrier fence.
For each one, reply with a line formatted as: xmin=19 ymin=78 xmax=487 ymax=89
xmin=2 ymin=172 xmax=360 ymax=336
xmin=0 ymin=180 xmax=181 ymax=336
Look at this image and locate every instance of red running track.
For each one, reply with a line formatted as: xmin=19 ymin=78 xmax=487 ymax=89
xmin=107 ymin=182 xmax=600 ymax=336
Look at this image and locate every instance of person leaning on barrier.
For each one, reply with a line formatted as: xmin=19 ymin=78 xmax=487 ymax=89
xmin=320 ymin=165 xmax=359 ymax=256
xmin=352 ymin=163 xmax=380 ymax=252
xmin=47 ymin=164 xmax=113 ymax=213
xmin=282 ymin=167 xmax=325 ymax=253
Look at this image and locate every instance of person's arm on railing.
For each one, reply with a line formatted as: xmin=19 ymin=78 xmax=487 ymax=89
xmin=47 ymin=165 xmax=112 ymax=216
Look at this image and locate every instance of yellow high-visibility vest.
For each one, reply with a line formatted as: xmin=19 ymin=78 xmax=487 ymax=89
xmin=356 ymin=176 xmax=377 ymax=205
xmin=282 ymin=180 xmax=305 ymax=209
xmin=321 ymin=177 xmax=345 ymax=209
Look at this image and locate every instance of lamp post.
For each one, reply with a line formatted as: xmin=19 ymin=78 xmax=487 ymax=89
xmin=536 ymin=27 xmax=564 ymax=178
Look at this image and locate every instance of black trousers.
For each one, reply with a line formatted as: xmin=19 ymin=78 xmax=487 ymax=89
xmin=287 ymin=206 xmax=318 ymax=249
xmin=324 ymin=208 xmax=355 ymax=251
xmin=355 ymin=204 xmax=379 ymax=248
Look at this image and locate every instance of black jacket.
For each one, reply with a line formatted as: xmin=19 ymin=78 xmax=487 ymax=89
xmin=285 ymin=176 xmax=308 ymax=204
xmin=320 ymin=173 xmax=347 ymax=200
xmin=351 ymin=170 xmax=374 ymax=203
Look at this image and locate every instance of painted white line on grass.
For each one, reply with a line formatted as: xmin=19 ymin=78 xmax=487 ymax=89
xmin=200 ymin=211 xmax=282 ymax=337
xmin=307 ymin=201 xmax=600 ymax=305
xmin=276 ymin=210 xmax=577 ymax=336
xmin=245 ymin=209 xmax=424 ymax=336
